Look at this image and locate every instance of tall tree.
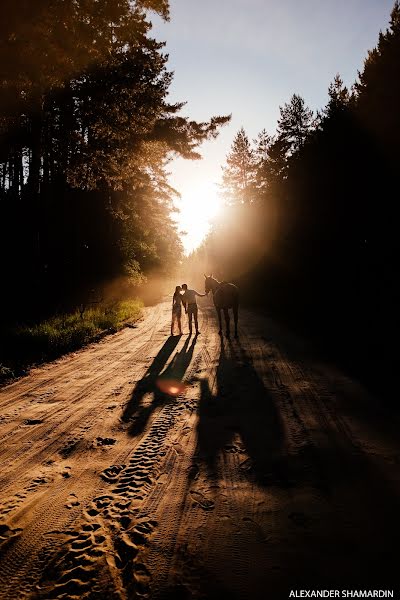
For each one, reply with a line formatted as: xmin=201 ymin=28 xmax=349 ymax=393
xmin=276 ymin=93 xmax=314 ymax=155
xmin=253 ymin=129 xmax=272 ymax=196
xmin=323 ymin=74 xmax=351 ymax=120
xmin=355 ymin=0 xmax=400 ymax=164
xmin=221 ymin=127 xmax=256 ymax=205
xmin=0 ymin=0 xmax=230 ymax=317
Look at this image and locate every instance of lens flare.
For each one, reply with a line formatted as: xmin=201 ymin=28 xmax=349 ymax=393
xmin=156 ymin=378 xmax=187 ymax=397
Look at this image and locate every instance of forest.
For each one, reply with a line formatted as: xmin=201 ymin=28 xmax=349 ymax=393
xmin=1 ymin=0 xmax=399 ymax=390
xmin=0 ymin=0 xmax=229 ymax=321
xmin=188 ymin=2 xmax=400 ymax=390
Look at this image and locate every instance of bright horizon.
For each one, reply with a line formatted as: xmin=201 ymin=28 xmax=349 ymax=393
xmin=172 ymin=178 xmax=223 ymax=253
xmin=153 ymin=0 xmax=394 ymax=254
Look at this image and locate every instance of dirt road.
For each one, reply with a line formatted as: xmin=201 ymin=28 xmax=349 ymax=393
xmin=1 ymin=299 xmax=399 ymax=599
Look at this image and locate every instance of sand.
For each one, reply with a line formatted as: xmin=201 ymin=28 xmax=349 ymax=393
xmin=0 ymin=299 xmax=399 ymax=599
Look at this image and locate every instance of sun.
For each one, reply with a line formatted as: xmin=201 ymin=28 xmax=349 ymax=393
xmin=174 ymin=181 xmax=223 ymax=254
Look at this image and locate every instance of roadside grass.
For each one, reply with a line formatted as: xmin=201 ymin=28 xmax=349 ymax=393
xmin=0 ymin=299 xmax=143 ymax=382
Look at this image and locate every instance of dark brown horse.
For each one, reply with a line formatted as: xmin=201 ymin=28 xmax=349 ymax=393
xmin=204 ymin=275 xmax=239 ymax=337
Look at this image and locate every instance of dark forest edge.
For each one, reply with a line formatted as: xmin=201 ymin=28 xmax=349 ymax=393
xmin=186 ymin=3 xmax=400 ymax=398
xmin=0 ymin=1 xmax=229 ymax=379
xmin=0 ymin=0 xmax=229 ymax=321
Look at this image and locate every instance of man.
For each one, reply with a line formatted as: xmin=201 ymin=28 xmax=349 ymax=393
xmin=181 ymin=283 xmax=206 ymax=335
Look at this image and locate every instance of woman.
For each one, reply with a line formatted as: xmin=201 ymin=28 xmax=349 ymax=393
xmin=171 ymin=285 xmax=183 ymax=336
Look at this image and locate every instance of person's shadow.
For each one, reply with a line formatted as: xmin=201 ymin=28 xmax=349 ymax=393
xmin=122 ymin=335 xmax=198 ymax=437
xmin=160 ymin=334 xmax=198 ymax=384
xmin=196 ymin=339 xmax=287 ymax=486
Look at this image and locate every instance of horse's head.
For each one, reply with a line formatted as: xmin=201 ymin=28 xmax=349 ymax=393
xmin=204 ymin=274 xmax=216 ymax=295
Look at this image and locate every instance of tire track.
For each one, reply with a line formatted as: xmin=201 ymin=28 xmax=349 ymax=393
xmin=22 ymin=307 xmax=212 ymax=599
xmin=0 ymin=305 xmax=169 ymax=493
xmin=2 ymin=300 xmax=400 ymax=598
xmin=0 ymin=303 xmax=171 ymax=598
xmin=0 ymin=303 xmax=163 ymax=412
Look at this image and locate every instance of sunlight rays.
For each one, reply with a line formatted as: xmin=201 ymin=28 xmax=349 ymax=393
xmin=174 ymin=181 xmax=223 ymax=254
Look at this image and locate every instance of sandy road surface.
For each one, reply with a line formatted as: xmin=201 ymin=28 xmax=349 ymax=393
xmin=1 ymin=298 xmax=400 ymax=599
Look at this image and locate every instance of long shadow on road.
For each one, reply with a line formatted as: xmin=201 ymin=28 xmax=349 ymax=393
xmin=196 ymin=335 xmax=400 ymax=592
xmin=196 ymin=338 xmax=287 ymax=485
xmin=122 ymin=334 xmax=198 ymax=437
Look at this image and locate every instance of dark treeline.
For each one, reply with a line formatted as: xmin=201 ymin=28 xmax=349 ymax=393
xmin=189 ymin=3 xmax=400 ymax=388
xmin=0 ymin=0 xmax=229 ymax=320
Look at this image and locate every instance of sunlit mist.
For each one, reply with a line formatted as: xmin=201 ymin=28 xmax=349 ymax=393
xmin=174 ymin=181 xmax=223 ymax=254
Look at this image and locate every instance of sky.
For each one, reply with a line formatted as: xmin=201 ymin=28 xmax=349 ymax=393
xmin=152 ymin=0 xmax=394 ymax=253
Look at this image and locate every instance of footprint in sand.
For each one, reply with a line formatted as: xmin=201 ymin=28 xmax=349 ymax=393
xmin=239 ymin=458 xmax=252 ymax=472
xmin=190 ymin=491 xmax=215 ymax=511
xmin=65 ymin=494 xmax=80 ymax=509
xmin=26 ymin=472 xmax=53 ymax=492
xmin=57 ymin=465 xmax=72 ymax=479
xmin=242 ymin=517 xmax=269 ymax=542
xmin=101 ymin=464 xmax=126 ymax=483
xmin=60 ymin=439 xmax=79 ymax=458
xmin=0 ymin=523 xmax=23 ymax=548
xmin=23 ymin=419 xmax=43 ymax=425
xmin=0 ymin=495 xmax=26 ymax=518
xmin=133 ymin=563 xmax=151 ymax=595
xmin=93 ymin=437 xmax=117 ymax=448
xmin=92 ymin=495 xmax=114 ymax=510
xmin=188 ymin=464 xmax=200 ymax=481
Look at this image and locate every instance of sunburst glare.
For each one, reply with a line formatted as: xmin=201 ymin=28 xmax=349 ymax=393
xmin=174 ymin=181 xmax=223 ymax=254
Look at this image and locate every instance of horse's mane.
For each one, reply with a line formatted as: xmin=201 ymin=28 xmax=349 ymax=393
xmin=210 ymin=275 xmax=221 ymax=284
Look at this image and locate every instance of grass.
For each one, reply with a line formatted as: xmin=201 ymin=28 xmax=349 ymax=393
xmin=0 ymin=299 xmax=143 ymax=382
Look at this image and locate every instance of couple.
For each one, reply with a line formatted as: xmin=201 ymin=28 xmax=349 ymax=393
xmin=171 ymin=283 xmax=206 ymax=337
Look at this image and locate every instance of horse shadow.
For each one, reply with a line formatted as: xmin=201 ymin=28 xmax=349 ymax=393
xmin=195 ymin=339 xmax=287 ymax=486
xmin=122 ymin=335 xmax=198 ymax=437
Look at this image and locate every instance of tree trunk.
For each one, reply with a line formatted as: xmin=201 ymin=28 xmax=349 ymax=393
xmin=28 ymin=101 xmax=43 ymax=270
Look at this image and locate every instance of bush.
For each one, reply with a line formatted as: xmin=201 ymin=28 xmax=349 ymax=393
xmin=1 ymin=298 xmax=143 ymax=379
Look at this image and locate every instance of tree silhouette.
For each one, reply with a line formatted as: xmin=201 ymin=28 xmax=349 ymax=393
xmin=221 ymin=127 xmax=256 ymax=205
xmin=190 ymin=2 xmax=400 ymax=392
xmin=323 ymin=74 xmax=351 ymax=120
xmin=0 ymin=0 xmax=230 ymax=319
xmin=276 ymin=93 xmax=314 ymax=155
xmin=253 ymin=129 xmax=273 ymax=197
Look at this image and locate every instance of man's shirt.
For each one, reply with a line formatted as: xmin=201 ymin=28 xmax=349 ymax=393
xmin=182 ymin=289 xmax=202 ymax=306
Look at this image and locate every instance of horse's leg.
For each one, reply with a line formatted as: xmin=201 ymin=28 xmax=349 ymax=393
xmin=223 ymin=308 xmax=230 ymax=337
xmin=233 ymin=302 xmax=239 ymax=338
xmin=217 ymin=307 xmax=223 ymax=335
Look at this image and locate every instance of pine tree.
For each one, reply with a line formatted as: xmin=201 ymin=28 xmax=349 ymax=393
xmin=354 ymin=0 xmax=400 ymax=162
xmin=254 ymin=129 xmax=272 ymax=194
xmin=276 ymin=93 xmax=314 ymax=155
xmin=221 ymin=127 xmax=256 ymax=205
xmin=323 ymin=74 xmax=351 ymax=120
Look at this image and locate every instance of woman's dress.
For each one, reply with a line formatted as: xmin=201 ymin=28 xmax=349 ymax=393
xmin=172 ymin=294 xmax=182 ymax=318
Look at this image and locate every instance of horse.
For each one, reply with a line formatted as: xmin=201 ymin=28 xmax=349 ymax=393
xmin=204 ymin=275 xmax=239 ymax=338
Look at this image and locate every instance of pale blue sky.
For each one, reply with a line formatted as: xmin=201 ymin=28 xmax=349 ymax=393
xmin=152 ymin=0 xmax=394 ymax=252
